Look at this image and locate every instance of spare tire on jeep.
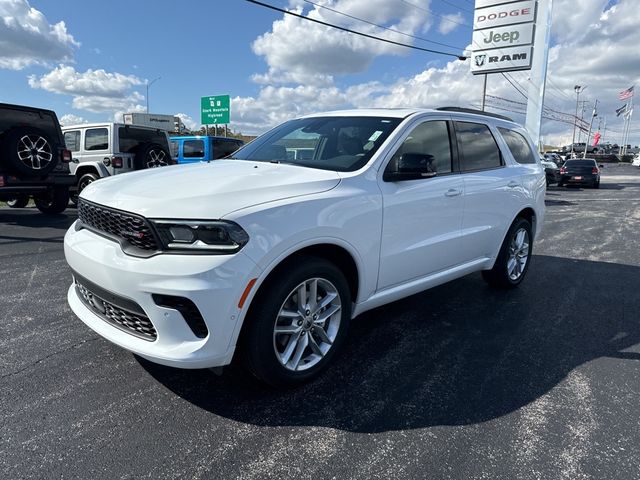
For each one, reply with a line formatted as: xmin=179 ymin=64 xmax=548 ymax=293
xmin=0 ymin=127 xmax=59 ymax=177
xmin=134 ymin=143 xmax=171 ymax=169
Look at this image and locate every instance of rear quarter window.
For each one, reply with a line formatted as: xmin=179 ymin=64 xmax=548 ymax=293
xmin=498 ymin=128 xmax=537 ymax=164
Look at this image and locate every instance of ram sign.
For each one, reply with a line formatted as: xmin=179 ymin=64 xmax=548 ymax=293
xmin=471 ymin=0 xmax=537 ymax=75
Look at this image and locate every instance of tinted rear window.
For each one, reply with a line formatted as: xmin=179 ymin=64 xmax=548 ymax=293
xmin=118 ymin=127 xmax=168 ymax=153
xmin=183 ymin=140 xmax=205 ymax=158
xmin=455 ymin=121 xmax=502 ymax=171
xmin=0 ymin=107 xmax=62 ymax=143
xmin=564 ymin=160 xmax=596 ymax=167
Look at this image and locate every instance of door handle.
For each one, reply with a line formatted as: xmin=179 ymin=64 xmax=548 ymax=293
xmin=445 ymin=188 xmax=462 ymax=197
xmin=507 ymin=181 xmax=519 ymax=188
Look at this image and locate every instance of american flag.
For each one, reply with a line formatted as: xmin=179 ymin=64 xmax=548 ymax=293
xmin=618 ymin=86 xmax=634 ymax=101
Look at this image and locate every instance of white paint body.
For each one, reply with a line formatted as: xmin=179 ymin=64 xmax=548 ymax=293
xmin=64 ymin=109 xmax=546 ymax=369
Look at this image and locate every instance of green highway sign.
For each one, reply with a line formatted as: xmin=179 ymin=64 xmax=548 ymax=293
xmin=201 ymin=95 xmax=230 ymax=124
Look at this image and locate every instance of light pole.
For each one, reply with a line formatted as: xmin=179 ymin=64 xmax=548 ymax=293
xmin=583 ymin=99 xmax=598 ymax=159
xmin=146 ymin=76 xmax=161 ymax=114
xmin=571 ymin=85 xmax=586 ymax=156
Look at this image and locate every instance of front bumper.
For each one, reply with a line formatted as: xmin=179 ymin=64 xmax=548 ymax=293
xmin=64 ymin=222 xmax=261 ymax=368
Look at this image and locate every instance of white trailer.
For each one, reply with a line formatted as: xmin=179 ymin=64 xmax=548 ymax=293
xmin=123 ymin=113 xmax=185 ymax=133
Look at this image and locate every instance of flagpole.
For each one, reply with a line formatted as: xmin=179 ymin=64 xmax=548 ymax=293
xmin=624 ymin=97 xmax=633 ymax=156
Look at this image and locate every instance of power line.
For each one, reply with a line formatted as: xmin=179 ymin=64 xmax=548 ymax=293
xmin=501 ymin=72 xmax=528 ymax=99
xmin=437 ymin=0 xmax=474 ymax=14
xmin=398 ymin=0 xmax=471 ymax=28
xmin=302 ymin=0 xmax=465 ymax=52
xmin=245 ymin=0 xmax=467 ymax=59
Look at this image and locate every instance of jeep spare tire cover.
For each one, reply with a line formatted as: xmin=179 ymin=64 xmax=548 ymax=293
xmin=134 ymin=143 xmax=171 ymax=169
xmin=0 ymin=127 xmax=59 ymax=177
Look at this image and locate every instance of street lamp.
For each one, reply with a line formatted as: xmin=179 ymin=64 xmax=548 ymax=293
xmin=146 ymin=76 xmax=161 ymax=114
xmin=571 ymin=85 xmax=586 ymax=156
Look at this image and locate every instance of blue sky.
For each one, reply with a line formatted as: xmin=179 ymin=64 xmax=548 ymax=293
xmin=1 ymin=0 xmax=638 ymax=145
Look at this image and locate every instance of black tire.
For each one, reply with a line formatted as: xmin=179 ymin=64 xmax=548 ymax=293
xmin=6 ymin=194 xmax=29 ymax=208
xmin=34 ymin=188 xmax=69 ymax=214
xmin=134 ymin=143 xmax=171 ymax=170
xmin=77 ymin=173 xmax=99 ymax=197
xmin=241 ymin=256 xmax=352 ymax=386
xmin=0 ymin=127 xmax=59 ymax=177
xmin=593 ymin=180 xmax=600 ymax=189
xmin=558 ymin=181 xmax=564 ymax=187
xmin=482 ymin=217 xmax=533 ymax=290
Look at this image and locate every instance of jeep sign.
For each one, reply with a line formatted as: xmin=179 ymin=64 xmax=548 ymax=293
xmin=470 ymin=46 xmax=533 ymax=74
xmin=473 ymin=1 xmax=536 ymax=30
xmin=472 ymin=23 xmax=534 ymax=51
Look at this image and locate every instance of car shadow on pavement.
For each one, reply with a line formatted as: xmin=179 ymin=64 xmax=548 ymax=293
xmin=0 ymin=209 xmax=77 ymax=229
xmin=138 ymin=254 xmax=640 ymax=433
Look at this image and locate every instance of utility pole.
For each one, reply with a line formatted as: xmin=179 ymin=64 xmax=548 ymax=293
xmin=481 ymin=74 xmax=487 ymax=111
xmin=583 ymin=99 xmax=598 ymax=159
xmin=571 ymin=85 xmax=586 ymax=155
xmin=145 ymin=76 xmax=161 ymax=114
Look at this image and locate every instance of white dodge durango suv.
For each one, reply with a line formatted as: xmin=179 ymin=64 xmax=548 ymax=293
xmin=64 ymin=108 xmax=545 ymax=386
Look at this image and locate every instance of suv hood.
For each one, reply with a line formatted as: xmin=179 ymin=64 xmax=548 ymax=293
xmin=81 ymin=160 xmax=341 ymax=219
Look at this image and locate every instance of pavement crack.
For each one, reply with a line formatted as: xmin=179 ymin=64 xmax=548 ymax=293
xmin=0 ymin=336 xmax=101 ymax=381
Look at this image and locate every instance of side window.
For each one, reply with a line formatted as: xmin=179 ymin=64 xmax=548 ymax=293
xmin=455 ymin=122 xmax=502 ymax=171
xmin=64 ymin=131 xmax=81 ymax=152
xmin=388 ymin=120 xmax=452 ymax=176
xmin=498 ymin=128 xmax=537 ymax=164
xmin=85 ymin=128 xmax=109 ymax=151
xmin=220 ymin=140 xmax=241 ymax=157
xmin=183 ymin=140 xmax=205 ymax=158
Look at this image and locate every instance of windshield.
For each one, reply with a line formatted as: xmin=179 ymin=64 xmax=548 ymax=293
xmin=230 ymin=116 xmax=403 ymax=172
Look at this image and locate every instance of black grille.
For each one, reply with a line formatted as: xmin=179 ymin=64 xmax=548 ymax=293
xmin=74 ymin=274 xmax=157 ymax=342
xmin=77 ymin=198 xmax=158 ymax=251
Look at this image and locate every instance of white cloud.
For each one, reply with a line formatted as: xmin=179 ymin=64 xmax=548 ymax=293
xmin=0 ymin=0 xmax=79 ymax=70
xmin=59 ymin=113 xmax=87 ymax=126
xmin=438 ymin=13 xmax=463 ymax=35
xmin=28 ymin=65 xmax=143 ymax=97
xmin=174 ymin=112 xmax=197 ymax=131
xmin=251 ymin=0 xmax=435 ymax=85
xmin=28 ymin=65 xmax=146 ymax=113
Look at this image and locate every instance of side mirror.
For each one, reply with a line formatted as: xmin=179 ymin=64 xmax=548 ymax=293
xmin=384 ymin=153 xmax=437 ymax=182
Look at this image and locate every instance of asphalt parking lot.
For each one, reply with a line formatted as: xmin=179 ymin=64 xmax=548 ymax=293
xmin=1 ymin=164 xmax=639 ymax=480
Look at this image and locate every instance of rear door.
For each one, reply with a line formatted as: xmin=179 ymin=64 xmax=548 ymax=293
xmin=81 ymin=125 xmax=111 ymax=174
xmin=454 ymin=120 xmax=517 ymax=263
xmin=181 ymin=138 xmax=206 ymax=164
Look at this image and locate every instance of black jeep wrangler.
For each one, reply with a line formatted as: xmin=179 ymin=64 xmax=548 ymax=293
xmin=0 ymin=103 xmax=74 ymax=214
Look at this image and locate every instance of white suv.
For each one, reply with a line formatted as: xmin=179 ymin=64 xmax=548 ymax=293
xmin=64 ymin=108 xmax=545 ymax=386
xmin=62 ymin=123 xmax=173 ymax=201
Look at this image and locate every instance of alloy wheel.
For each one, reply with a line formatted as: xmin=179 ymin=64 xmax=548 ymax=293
xmin=507 ymin=228 xmax=530 ymax=281
xmin=273 ymin=277 xmax=342 ymax=371
xmin=17 ymin=135 xmax=52 ymax=170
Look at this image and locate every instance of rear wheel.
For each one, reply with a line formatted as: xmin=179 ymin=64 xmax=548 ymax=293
xmin=34 ymin=188 xmax=69 ymax=214
xmin=593 ymin=180 xmax=600 ymax=189
xmin=6 ymin=195 xmax=29 ymax=208
xmin=482 ymin=218 xmax=532 ymax=289
xmin=242 ymin=256 xmax=351 ymax=386
xmin=134 ymin=143 xmax=171 ymax=169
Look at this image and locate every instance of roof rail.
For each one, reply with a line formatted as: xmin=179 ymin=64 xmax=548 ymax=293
xmin=435 ymin=107 xmax=513 ymax=122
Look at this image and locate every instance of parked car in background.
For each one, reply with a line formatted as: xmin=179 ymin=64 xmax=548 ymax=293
xmin=0 ymin=102 xmax=74 ymax=213
xmin=170 ymin=135 xmax=244 ymax=164
xmin=631 ymin=155 xmax=640 ymax=167
xmin=540 ymin=157 xmax=560 ymax=185
xmin=543 ymin=152 xmax=563 ymax=167
xmin=64 ymin=107 xmax=545 ymax=386
xmin=559 ymin=159 xmax=601 ymax=188
xmin=63 ymin=123 xmax=173 ymax=201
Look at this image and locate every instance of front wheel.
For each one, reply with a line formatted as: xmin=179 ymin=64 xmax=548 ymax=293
xmin=482 ymin=218 xmax=533 ymax=289
xmin=34 ymin=188 xmax=69 ymax=214
xmin=241 ymin=256 xmax=351 ymax=386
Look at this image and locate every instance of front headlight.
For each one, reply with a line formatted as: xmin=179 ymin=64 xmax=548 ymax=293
xmin=149 ymin=220 xmax=249 ymax=254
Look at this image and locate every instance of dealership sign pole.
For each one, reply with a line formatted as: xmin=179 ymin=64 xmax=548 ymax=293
xmin=471 ymin=0 xmax=552 ymax=146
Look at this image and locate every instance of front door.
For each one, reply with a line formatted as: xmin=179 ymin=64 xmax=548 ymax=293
xmin=377 ymin=119 xmax=465 ymax=290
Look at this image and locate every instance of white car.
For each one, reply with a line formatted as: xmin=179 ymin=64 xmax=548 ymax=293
xmin=64 ymin=108 xmax=545 ymax=386
xmin=632 ymin=155 xmax=640 ymax=167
